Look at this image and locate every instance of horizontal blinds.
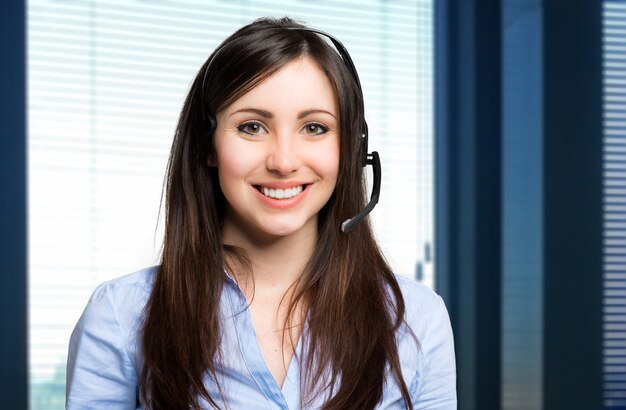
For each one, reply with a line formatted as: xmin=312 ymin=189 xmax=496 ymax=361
xmin=27 ymin=1 xmax=432 ymax=408
xmin=604 ymin=1 xmax=626 ymax=408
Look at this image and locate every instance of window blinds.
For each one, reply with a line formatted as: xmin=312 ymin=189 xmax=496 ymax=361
xmin=27 ymin=1 xmax=432 ymax=407
xmin=604 ymin=1 xmax=626 ymax=408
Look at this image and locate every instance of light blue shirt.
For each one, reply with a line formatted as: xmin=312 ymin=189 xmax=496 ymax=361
xmin=66 ymin=266 xmax=456 ymax=409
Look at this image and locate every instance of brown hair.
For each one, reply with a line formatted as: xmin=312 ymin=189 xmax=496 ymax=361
xmin=140 ymin=16 xmax=417 ymax=409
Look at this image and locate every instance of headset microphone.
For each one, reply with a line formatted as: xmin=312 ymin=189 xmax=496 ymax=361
xmin=202 ymin=26 xmax=382 ymax=233
xmin=341 ymin=149 xmax=381 ymax=233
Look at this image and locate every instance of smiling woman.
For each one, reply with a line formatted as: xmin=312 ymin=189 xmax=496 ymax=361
xmin=65 ymin=17 xmax=456 ymax=410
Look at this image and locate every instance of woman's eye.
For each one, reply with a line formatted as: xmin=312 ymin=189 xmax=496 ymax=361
xmin=237 ymin=122 xmax=267 ymax=135
xmin=303 ymin=123 xmax=328 ymax=136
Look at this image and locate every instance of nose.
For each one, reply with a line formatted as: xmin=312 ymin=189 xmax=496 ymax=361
xmin=266 ymin=134 xmax=301 ymax=176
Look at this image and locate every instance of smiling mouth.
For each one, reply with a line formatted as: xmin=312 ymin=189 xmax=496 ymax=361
xmin=254 ymin=184 xmax=309 ymax=199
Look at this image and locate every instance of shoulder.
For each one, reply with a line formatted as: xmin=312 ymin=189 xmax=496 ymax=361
xmin=67 ymin=266 xmax=158 ymax=408
xmin=392 ymin=274 xmax=444 ymax=316
xmin=70 ymin=265 xmax=157 ymax=355
xmin=386 ymin=273 xmax=452 ymax=355
xmin=83 ymin=266 xmax=157 ymax=345
xmin=88 ymin=266 xmax=156 ymax=311
xmin=91 ymin=265 xmax=156 ymax=299
xmin=80 ymin=266 xmax=156 ymax=334
xmin=386 ymin=274 xmax=457 ymax=409
xmin=392 ymin=274 xmax=449 ymax=336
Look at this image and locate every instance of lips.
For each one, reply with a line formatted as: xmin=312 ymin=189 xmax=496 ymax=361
xmin=251 ymin=183 xmax=312 ymax=209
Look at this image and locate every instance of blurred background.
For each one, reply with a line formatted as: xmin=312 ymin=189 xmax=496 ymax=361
xmin=0 ymin=0 xmax=618 ymax=409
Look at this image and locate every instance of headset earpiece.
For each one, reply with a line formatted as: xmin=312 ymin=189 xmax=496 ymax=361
xmin=361 ymin=121 xmax=369 ymax=167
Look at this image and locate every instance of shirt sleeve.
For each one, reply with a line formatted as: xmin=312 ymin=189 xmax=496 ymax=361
xmin=410 ymin=294 xmax=457 ymax=409
xmin=66 ymin=282 xmax=139 ymax=409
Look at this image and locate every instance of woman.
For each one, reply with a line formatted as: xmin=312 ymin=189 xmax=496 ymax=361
xmin=66 ymin=17 xmax=456 ymax=409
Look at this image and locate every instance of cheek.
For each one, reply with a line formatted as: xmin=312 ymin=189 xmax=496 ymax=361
xmin=217 ymin=152 xmax=244 ymax=180
xmin=215 ymin=142 xmax=259 ymax=189
xmin=311 ymin=140 xmax=340 ymax=186
xmin=216 ymin=135 xmax=264 ymax=169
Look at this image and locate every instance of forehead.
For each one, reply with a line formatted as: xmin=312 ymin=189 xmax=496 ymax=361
xmin=223 ymin=56 xmax=338 ymax=115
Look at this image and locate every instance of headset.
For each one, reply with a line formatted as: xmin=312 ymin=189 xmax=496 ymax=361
xmin=201 ymin=27 xmax=381 ymax=233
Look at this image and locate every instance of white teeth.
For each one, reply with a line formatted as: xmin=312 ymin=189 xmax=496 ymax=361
xmin=260 ymin=185 xmax=304 ymax=199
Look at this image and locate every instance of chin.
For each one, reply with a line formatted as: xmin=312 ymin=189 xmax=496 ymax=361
xmin=254 ymin=214 xmax=314 ymax=238
xmin=261 ymin=222 xmax=305 ymax=238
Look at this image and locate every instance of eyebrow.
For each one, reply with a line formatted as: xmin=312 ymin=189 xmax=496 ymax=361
xmin=230 ymin=107 xmax=337 ymax=119
xmin=230 ymin=108 xmax=273 ymax=118
xmin=298 ymin=109 xmax=336 ymax=120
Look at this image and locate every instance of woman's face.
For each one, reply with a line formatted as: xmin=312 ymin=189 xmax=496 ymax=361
xmin=213 ymin=56 xmax=340 ymax=240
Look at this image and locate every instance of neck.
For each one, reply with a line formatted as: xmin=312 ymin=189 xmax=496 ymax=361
xmin=222 ymin=214 xmax=317 ymax=298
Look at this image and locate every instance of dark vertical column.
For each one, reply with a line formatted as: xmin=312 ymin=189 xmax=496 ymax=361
xmin=542 ymin=2 xmax=603 ymax=408
xmin=0 ymin=0 xmax=28 ymax=408
xmin=435 ymin=1 xmax=502 ymax=409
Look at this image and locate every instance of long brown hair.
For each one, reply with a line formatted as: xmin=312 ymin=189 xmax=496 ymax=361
xmin=140 ymin=17 xmax=417 ymax=409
